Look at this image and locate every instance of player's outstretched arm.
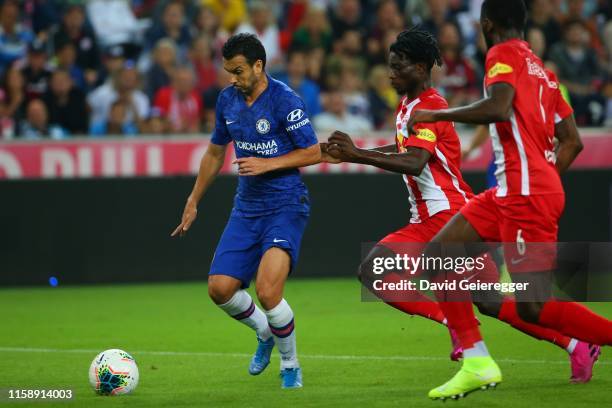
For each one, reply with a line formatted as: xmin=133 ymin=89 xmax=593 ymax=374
xmin=327 ymin=131 xmax=431 ymax=176
xmin=233 ymin=144 xmax=321 ymax=176
xmin=554 ymin=114 xmax=583 ymax=174
xmin=406 ymin=83 xmax=515 ymax=132
xmin=171 ymin=143 xmax=227 ymax=237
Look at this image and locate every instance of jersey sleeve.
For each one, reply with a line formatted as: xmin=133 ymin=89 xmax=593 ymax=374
xmin=280 ymin=92 xmax=318 ymax=149
xmin=484 ymin=44 xmax=519 ymax=89
xmin=554 ymin=85 xmax=573 ymax=124
xmin=210 ymin=91 xmax=231 ymax=145
xmin=400 ymin=122 xmax=439 ymax=154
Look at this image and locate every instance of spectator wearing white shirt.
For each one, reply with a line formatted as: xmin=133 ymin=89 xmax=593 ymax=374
xmin=87 ymin=64 xmax=149 ymax=127
xmin=314 ymin=90 xmax=372 ymax=135
xmin=86 ymin=0 xmax=139 ymax=47
xmin=235 ymin=1 xmax=281 ymax=68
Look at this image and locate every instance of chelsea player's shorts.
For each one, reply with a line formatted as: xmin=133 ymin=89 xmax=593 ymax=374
xmin=209 ymin=211 xmax=309 ymax=288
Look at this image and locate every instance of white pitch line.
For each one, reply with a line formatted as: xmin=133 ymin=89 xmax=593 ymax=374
xmin=0 ymin=346 xmax=609 ymax=366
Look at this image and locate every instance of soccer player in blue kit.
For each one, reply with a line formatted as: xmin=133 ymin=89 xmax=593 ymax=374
xmin=171 ymin=34 xmax=321 ymax=389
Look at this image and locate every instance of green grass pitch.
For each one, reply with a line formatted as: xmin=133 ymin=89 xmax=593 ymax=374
xmin=1 ymin=278 xmax=611 ymax=407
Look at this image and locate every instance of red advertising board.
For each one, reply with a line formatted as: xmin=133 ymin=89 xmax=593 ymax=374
xmin=0 ymin=132 xmax=610 ymax=180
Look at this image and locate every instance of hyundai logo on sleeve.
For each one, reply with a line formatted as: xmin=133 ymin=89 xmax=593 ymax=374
xmin=287 ymin=109 xmax=305 ymax=122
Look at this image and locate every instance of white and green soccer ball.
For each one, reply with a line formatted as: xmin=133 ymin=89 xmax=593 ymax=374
xmin=89 ymin=349 xmax=139 ymax=395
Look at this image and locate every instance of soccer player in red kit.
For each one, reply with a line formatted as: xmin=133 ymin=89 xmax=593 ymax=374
xmin=324 ymin=27 xmax=599 ymax=393
xmin=407 ymin=0 xmax=612 ymax=399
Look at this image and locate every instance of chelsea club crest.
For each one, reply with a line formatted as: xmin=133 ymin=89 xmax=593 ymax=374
xmin=256 ymin=118 xmax=271 ymax=134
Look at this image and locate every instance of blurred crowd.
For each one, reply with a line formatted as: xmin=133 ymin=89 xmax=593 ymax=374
xmin=0 ymin=0 xmax=610 ymax=139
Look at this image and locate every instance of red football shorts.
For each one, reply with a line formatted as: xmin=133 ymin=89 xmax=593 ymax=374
xmin=378 ymin=210 xmax=499 ymax=284
xmin=460 ymin=188 xmax=565 ymax=273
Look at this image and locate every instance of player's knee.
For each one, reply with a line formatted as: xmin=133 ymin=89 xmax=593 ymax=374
xmin=516 ymin=302 xmax=543 ymax=324
xmin=474 ymin=301 xmax=501 ymax=317
xmin=208 ymin=282 xmax=235 ymax=305
xmin=255 ymin=286 xmax=282 ymax=310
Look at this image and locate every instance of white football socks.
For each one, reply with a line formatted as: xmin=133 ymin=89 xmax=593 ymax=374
xmin=265 ymin=298 xmax=299 ymax=369
xmin=218 ymin=290 xmax=271 ymax=341
xmin=566 ymin=338 xmax=578 ymax=354
xmin=463 ymin=341 xmax=490 ymax=358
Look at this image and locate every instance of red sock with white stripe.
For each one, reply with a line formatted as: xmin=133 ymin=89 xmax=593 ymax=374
xmin=438 ymin=301 xmax=487 ymax=356
xmin=265 ymin=299 xmax=298 ymax=369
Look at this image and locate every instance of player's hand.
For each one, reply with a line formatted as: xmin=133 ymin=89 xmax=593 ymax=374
xmin=406 ymin=109 xmax=437 ymax=135
xmin=233 ymin=157 xmax=274 ymax=176
xmin=320 ymin=142 xmax=341 ymax=164
xmin=171 ymin=199 xmax=198 ymax=237
xmin=327 ymin=131 xmax=360 ymax=162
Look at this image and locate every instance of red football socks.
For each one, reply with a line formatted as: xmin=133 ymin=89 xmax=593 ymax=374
xmin=539 ymin=301 xmax=612 ymax=346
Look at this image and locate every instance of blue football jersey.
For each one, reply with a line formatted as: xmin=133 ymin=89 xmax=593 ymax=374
xmin=211 ymin=75 xmax=318 ymax=216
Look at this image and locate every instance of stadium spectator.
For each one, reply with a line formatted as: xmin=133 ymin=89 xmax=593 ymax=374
xmin=150 ymin=0 xmax=199 ymax=23
xmin=54 ymin=41 xmax=86 ymax=91
xmin=526 ymin=0 xmax=563 ymax=53
xmin=145 ymin=39 xmax=177 ymax=101
xmin=549 ymin=19 xmax=605 ymax=125
xmin=43 ymin=69 xmax=87 ymax=135
xmin=0 ymin=0 xmax=34 ymax=73
xmin=20 ymin=98 xmax=49 ymax=138
xmin=437 ymin=22 xmax=478 ymax=107
xmin=420 ymin=0 xmax=459 ymax=39
xmin=2 ymin=64 xmax=25 ymax=124
xmin=527 ymin=26 xmax=547 ymax=60
xmin=366 ymin=0 xmax=404 ymax=66
xmin=275 ymin=49 xmax=322 ymax=116
xmin=49 ymin=5 xmax=100 ymax=88
xmin=189 ymin=35 xmax=217 ymax=95
xmin=90 ymin=100 xmax=139 ymax=136
xmin=367 ymin=64 xmax=398 ymax=130
xmin=339 ymin=64 xmax=370 ymax=119
xmin=329 ymin=0 xmax=365 ymax=41
xmin=200 ymin=0 xmax=247 ymax=34
xmin=202 ymin=65 xmax=230 ymax=132
xmin=88 ymin=64 xmax=149 ymax=127
xmin=143 ymin=107 xmax=168 ymax=134
xmin=86 ymin=0 xmax=139 ymax=47
xmin=324 ymin=30 xmax=367 ymax=91
xmin=191 ymin=6 xmax=229 ymax=63
xmin=235 ymin=1 xmax=282 ymax=68
xmin=95 ymin=45 xmax=127 ymax=89
xmin=22 ymin=0 xmax=60 ymax=38
xmin=145 ymin=1 xmax=192 ymax=62
xmin=153 ymin=66 xmax=202 ymax=134
xmin=290 ymin=6 xmax=333 ymax=53
xmin=21 ymin=40 xmax=52 ymax=103
xmin=560 ymin=0 xmax=604 ymax=55
xmin=313 ymin=89 xmax=372 ymax=134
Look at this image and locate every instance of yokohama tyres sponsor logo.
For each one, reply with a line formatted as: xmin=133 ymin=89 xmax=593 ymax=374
xmin=235 ymin=140 xmax=278 ymax=152
xmin=286 ymin=118 xmax=310 ymax=132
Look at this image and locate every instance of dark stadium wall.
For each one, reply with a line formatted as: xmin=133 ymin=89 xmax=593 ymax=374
xmin=0 ymin=171 xmax=610 ymax=286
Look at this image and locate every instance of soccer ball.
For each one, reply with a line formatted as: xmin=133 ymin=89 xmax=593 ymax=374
xmin=89 ymin=349 xmax=139 ymax=395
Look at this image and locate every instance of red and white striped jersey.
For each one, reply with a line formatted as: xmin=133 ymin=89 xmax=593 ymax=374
xmin=395 ymin=88 xmax=473 ymax=223
xmin=484 ymin=39 xmax=573 ymax=197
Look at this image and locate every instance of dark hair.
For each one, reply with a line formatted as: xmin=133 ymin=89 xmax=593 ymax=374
xmin=481 ymin=0 xmax=527 ymax=31
xmin=389 ymin=27 xmax=443 ymax=70
xmin=563 ymin=18 xmax=585 ymax=33
xmin=222 ymin=33 xmax=267 ymax=68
